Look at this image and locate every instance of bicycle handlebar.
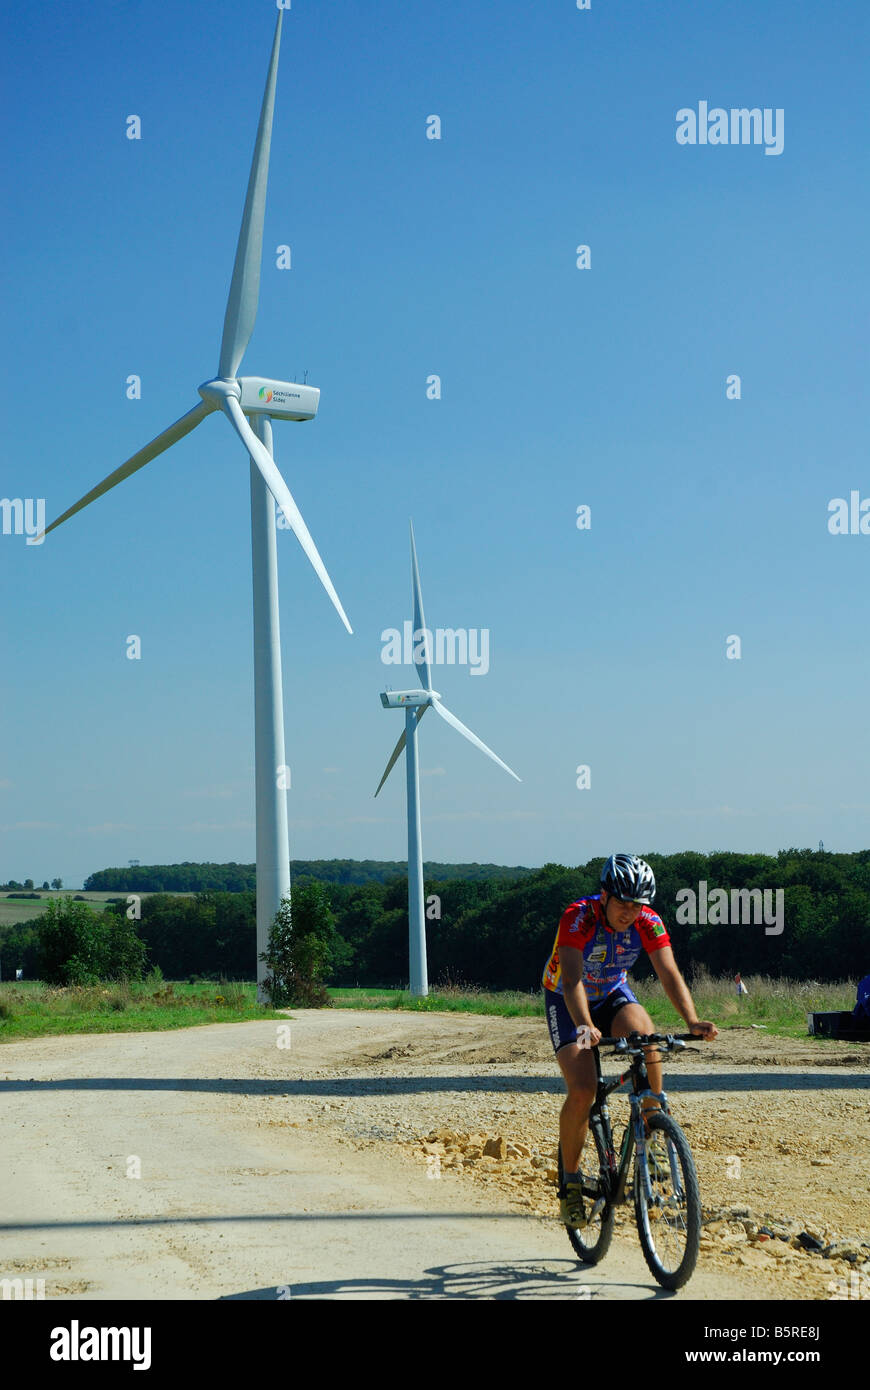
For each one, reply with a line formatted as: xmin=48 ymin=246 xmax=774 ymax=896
xmin=594 ymin=1031 xmax=700 ymax=1050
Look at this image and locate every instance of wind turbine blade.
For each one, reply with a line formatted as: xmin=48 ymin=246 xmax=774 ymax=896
xmin=221 ymin=395 xmax=352 ymax=633
xmin=431 ymin=700 xmax=521 ymax=782
xmin=409 ymin=519 xmax=432 ymax=691
xmin=218 ymin=10 xmax=283 ymax=381
xmin=374 ymin=706 xmax=428 ymax=797
xmin=39 ymin=401 xmax=212 ymax=538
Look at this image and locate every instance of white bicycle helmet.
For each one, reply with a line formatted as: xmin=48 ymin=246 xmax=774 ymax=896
xmin=601 ymin=853 xmax=656 ymax=904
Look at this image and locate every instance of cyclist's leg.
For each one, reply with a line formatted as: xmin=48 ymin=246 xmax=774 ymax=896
xmin=607 ymin=992 xmax=664 ymax=1127
xmin=544 ymin=989 xmax=597 ymax=1171
xmin=556 ymin=1042 xmax=598 ymax=1173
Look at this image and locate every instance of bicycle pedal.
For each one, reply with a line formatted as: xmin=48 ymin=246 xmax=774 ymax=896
xmin=589 ymin=1197 xmax=606 ymax=1221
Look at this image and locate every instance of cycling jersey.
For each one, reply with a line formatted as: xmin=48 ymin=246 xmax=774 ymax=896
xmin=542 ymin=894 xmax=670 ymax=1000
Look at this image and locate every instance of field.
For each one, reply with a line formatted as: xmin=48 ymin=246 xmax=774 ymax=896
xmin=0 ymin=972 xmax=861 ymax=1044
xmin=330 ymin=972 xmax=859 ymax=1039
xmin=0 ymin=977 xmax=272 ymax=1040
xmin=0 ymin=889 xmax=198 ymax=929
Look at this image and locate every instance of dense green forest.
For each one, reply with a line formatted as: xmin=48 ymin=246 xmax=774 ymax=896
xmin=2 ymin=850 xmax=868 ymax=987
xmin=82 ymin=860 xmax=536 ymax=892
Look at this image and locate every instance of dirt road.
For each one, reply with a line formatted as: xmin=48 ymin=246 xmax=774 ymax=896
xmin=1 ymin=1010 xmax=867 ymax=1300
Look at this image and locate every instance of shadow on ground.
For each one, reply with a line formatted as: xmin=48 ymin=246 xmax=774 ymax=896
xmin=220 ymin=1257 xmax=673 ymax=1301
xmin=0 ymin=1072 xmax=867 ymax=1096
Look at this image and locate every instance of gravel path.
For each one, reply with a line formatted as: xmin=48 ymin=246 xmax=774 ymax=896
xmin=0 ymin=1010 xmax=867 ymax=1300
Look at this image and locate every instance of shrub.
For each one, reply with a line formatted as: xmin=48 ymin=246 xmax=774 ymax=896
xmin=65 ymin=956 xmax=102 ymax=987
xmin=260 ymin=882 xmax=347 ymax=1008
xmin=37 ymin=897 xmax=147 ymax=985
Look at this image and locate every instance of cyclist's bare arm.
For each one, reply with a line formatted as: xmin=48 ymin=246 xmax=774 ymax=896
xmin=558 ymin=945 xmax=602 ymax=1046
xmin=649 ymin=946 xmax=718 ymax=1040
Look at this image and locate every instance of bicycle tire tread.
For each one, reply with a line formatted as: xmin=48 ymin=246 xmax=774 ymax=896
xmin=633 ymin=1111 xmax=701 ymax=1290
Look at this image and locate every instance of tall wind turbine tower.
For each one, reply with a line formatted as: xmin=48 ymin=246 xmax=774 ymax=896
xmin=39 ymin=12 xmax=351 ymax=997
xmin=375 ymin=523 xmax=520 ymax=996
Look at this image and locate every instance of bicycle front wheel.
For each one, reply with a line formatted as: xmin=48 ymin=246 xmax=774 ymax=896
xmin=633 ymin=1112 xmax=700 ymax=1290
xmin=558 ymin=1123 xmax=615 ymax=1265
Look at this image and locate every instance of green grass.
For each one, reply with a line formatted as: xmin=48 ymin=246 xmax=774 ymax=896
xmin=0 ymin=977 xmax=273 ymax=1042
xmin=328 ymin=985 xmax=542 ymax=1017
xmin=329 ymin=972 xmax=861 ymax=1038
xmin=0 ymin=972 xmax=859 ymax=1043
xmin=634 ymin=968 xmax=859 ymax=1039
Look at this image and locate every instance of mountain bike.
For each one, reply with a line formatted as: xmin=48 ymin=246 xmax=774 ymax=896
xmin=556 ymin=1032 xmax=702 ymax=1290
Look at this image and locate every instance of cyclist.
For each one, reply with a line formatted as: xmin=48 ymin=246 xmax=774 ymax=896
xmin=542 ymin=853 xmax=718 ymax=1226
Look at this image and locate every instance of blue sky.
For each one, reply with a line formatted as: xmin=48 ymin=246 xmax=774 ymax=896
xmin=1 ymin=0 xmax=868 ymax=887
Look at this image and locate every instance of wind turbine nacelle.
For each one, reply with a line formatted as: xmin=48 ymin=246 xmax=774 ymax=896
xmin=238 ymin=377 xmax=320 ymax=422
xmin=380 ymin=690 xmax=436 ymax=709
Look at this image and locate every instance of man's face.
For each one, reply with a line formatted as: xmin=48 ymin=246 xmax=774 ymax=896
xmin=602 ymin=889 xmax=643 ymax=931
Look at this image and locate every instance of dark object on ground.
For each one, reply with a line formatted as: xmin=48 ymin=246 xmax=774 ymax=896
xmin=807 ymin=1010 xmax=870 ymax=1042
xmin=797 ymin=1232 xmax=825 ymax=1252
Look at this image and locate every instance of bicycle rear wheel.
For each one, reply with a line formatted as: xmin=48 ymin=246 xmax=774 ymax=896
xmin=558 ymin=1123 xmax=615 ymax=1264
xmin=633 ymin=1111 xmax=700 ymax=1290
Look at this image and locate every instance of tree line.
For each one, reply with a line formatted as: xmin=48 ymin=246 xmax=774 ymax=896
xmin=1 ymin=849 xmax=867 ymax=987
xmin=1 ymin=878 xmax=62 ymax=892
xmin=82 ymin=860 xmax=535 ymax=892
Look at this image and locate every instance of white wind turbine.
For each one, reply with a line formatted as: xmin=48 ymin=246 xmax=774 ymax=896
xmin=39 ymin=11 xmax=351 ymax=997
xmin=375 ymin=523 xmax=520 ymax=996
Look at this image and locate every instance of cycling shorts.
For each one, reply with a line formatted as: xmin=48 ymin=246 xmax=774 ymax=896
xmin=544 ymin=984 xmax=640 ymax=1055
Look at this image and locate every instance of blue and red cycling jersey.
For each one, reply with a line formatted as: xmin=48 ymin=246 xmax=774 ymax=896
xmin=542 ymin=894 xmax=670 ymax=1000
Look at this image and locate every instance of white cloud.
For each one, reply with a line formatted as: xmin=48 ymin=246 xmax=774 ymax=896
xmin=181 ymin=784 xmax=244 ymax=800
xmin=616 ymin=806 xmax=760 ymax=820
xmin=427 ymin=809 xmax=540 ymax=823
xmin=0 ymin=820 xmax=60 ymax=831
xmin=78 ymin=823 xmax=136 ymax=834
xmin=179 ymin=820 xmax=254 ymax=833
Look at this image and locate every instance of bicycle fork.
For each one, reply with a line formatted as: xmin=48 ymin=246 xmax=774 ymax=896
xmin=630 ymin=1090 xmax=685 ymax=1209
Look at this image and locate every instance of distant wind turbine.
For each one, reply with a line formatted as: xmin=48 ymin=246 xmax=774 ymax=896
xmin=39 ymin=11 xmax=351 ymax=997
xmin=375 ymin=522 xmax=520 ymax=996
